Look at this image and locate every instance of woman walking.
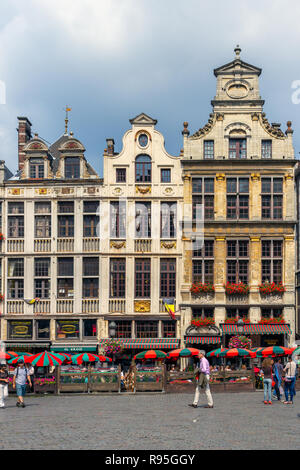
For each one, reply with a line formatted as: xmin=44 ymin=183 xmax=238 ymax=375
xmin=262 ymin=357 xmax=273 ymax=405
xmin=0 ymin=364 xmax=9 ymax=408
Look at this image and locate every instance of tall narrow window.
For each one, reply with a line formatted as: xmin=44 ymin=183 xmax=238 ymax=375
xmin=261 ymin=240 xmax=283 ymax=284
xmin=192 ymin=240 xmax=214 ymax=284
xmin=83 ymin=201 xmax=99 ymax=237
xmin=261 ymin=178 xmax=283 ymax=220
xmin=110 ymin=201 xmax=126 ymax=238
xmin=58 ymin=201 xmax=74 ymax=237
xmin=8 ymin=202 xmax=24 ymax=238
xmin=35 ymin=202 xmax=51 ymax=238
xmin=160 ymin=259 xmax=176 ymax=298
xmin=204 ymin=141 xmax=214 ymax=159
xmin=34 ymin=258 xmax=50 ymax=298
xmin=65 ymin=157 xmax=80 ymax=179
xmin=192 ymin=178 xmax=214 ymax=220
xmin=161 ymin=169 xmax=171 ymax=183
xmin=83 ymin=257 xmax=99 ymax=298
xmin=227 ymin=178 xmax=249 ymax=220
xmin=161 ymin=202 xmax=176 ymax=238
xmin=135 ymin=202 xmax=151 ymax=238
xmin=262 ymin=140 xmax=272 ymax=159
xmin=110 ymin=259 xmax=126 ymax=298
xmin=57 ymin=258 xmax=74 ymax=298
xmin=135 ymin=155 xmax=151 ymax=183
xmin=135 ymin=259 xmax=151 ymax=298
xmin=8 ymin=258 xmax=24 ymax=299
xmin=116 ymin=168 xmax=126 ymax=183
xmin=227 ymin=240 xmax=249 ymax=284
xmin=229 ymin=138 xmax=247 ymax=159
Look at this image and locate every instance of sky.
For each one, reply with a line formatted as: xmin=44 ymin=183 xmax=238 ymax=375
xmin=1 ymin=0 xmax=300 ymax=176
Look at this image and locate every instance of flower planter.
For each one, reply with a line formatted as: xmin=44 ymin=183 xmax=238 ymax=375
xmin=34 ymin=383 xmax=56 ymax=394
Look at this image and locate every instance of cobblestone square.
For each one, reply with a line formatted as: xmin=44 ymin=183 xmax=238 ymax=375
xmin=0 ymin=392 xmax=299 ymax=450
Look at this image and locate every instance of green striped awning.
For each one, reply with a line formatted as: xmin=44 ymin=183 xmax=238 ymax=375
xmin=99 ymin=338 xmax=180 ymax=350
xmin=221 ymin=324 xmax=292 ymax=335
xmin=185 ymin=337 xmax=221 ymax=345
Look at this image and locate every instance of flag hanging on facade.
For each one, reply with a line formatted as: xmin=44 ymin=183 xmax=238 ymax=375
xmin=24 ymin=298 xmax=39 ymax=305
xmin=163 ymin=298 xmax=176 ymax=320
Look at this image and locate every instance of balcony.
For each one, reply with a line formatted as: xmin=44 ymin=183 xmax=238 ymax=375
xmin=83 ymin=237 xmax=100 ymax=252
xmin=82 ymin=299 xmax=99 ymax=313
xmin=7 ymin=300 xmax=24 ymax=314
xmin=109 ymin=299 xmax=126 ymax=313
xmin=7 ymin=239 xmax=24 ymax=253
xmin=57 ymin=238 xmax=74 ymax=252
xmin=56 ymin=299 xmax=74 ymax=313
xmin=135 ymin=239 xmax=152 ymax=252
xmin=33 ymin=300 xmax=51 ymax=314
xmin=34 ymin=239 xmax=51 ymax=253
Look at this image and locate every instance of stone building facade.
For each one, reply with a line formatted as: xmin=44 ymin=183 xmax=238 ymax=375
xmin=0 ymin=113 xmax=184 ymax=359
xmin=180 ymin=47 xmax=297 ymax=350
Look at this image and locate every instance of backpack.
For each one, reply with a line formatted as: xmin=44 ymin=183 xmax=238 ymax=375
xmin=16 ymin=367 xmax=28 ymax=379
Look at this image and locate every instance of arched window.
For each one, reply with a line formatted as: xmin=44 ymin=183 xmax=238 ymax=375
xmin=135 ymin=154 xmax=151 ymax=183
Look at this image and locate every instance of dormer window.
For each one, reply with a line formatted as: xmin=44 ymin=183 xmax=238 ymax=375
xmin=29 ymin=158 xmax=44 ymax=179
xmin=65 ymin=157 xmax=80 ymax=179
xmin=135 ymin=155 xmax=151 ymax=183
xmin=229 ymin=138 xmax=247 ymax=159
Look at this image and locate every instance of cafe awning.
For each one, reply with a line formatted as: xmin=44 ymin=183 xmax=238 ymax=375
xmin=221 ymin=324 xmax=292 ymax=335
xmin=185 ymin=337 xmax=221 ymax=345
xmin=99 ymin=338 xmax=180 ymax=349
xmin=4 ymin=342 xmax=50 ymax=348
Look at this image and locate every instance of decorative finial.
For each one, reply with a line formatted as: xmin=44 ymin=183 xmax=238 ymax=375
xmin=234 ymin=44 xmax=241 ymax=59
xmin=64 ymin=105 xmax=72 ymax=135
xmin=182 ymin=122 xmax=190 ymax=136
xmin=286 ymin=121 xmax=293 ymax=135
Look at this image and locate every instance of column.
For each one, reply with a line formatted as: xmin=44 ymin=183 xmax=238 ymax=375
xmin=250 ymin=174 xmax=261 ymax=221
xmin=250 ymin=237 xmax=261 ymax=288
xmin=214 ymin=237 xmax=226 ymax=290
xmin=215 ymin=174 xmax=226 ymax=221
xmin=284 ymin=175 xmax=295 ymax=221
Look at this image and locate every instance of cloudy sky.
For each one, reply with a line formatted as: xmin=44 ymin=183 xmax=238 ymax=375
xmin=1 ymin=0 xmax=300 ymax=175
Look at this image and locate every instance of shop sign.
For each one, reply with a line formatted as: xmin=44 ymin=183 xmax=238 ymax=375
xmin=9 ymin=321 xmax=32 ymax=339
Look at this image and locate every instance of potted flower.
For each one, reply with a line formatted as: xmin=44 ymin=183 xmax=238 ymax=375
xmin=258 ymin=316 xmax=285 ymax=324
xmin=191 ymin=317 xmax=215 ymax=327
xmin=190 ymin=283 xmax=215 ymax=295
xmin=0 ymin=233 xmax=4 ymax=241
xmin=224 ymin=282 xmax=250 ymax=296
xmin=259 ymin=282 xmax=285 ymax=295
xmin=228 ymin=335 xmax=252 ymax=349
xmin=103 ymin=339 xmax=123 ymax=357
xmin=0 ymin=294 xmax=4 ymax=302
xmin=224 ymin=317 xmax=250 ymax=324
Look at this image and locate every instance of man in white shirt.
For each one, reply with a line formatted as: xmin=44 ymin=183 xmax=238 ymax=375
xmin=189 ymin=351 xmax=214 ymax=409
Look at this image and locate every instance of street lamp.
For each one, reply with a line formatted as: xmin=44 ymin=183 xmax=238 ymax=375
xmin=109 ymin=321 xmax=116 ymax=338
xmin=237 ymin=318 xmax=245 ymax=335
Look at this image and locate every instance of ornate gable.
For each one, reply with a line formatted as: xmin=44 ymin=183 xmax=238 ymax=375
xmin=129 ymin=113 xmax=157 ymax=126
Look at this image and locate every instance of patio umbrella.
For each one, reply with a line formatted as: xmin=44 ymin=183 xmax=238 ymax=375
xmin=218 ymin=348 xmax=256 ymax=358
xmin=167 ymin=348 xmax=200 ymax=359
xmin=257 ymin=346 xmax=295 ymax=357
xmin=26 ymin=351 xmax=65 ymax=367
xmin=0 ymin=352 xmax=16 ymax=361
xmin=71 ymin=353 xmax=112 ymax=365
xmin=134 ymin=350 xmax=167 ymax=360
xmin=7 ymin=354 xmax=33 ymax=364
xmin=207 ymin=348 xmax=229 ymax=358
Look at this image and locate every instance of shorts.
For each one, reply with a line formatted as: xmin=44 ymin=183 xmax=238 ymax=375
xmin=16 ymin=384 xmax=26 ymax=397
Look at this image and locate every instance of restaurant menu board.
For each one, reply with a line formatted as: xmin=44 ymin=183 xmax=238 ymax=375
xmin=9 ymin=321 xmax=33 ymax=339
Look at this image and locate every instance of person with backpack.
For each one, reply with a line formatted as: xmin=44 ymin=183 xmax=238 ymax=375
xmin=283 ymin=356 xmax=297 ymax=404
xmin=262 ymin=357 xmax=274 ymax=405
xmin=12 ymin=359 xmax=32 ymax=408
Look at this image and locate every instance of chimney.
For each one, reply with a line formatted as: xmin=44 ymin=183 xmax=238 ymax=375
xmin=106 ymin=138 xmax=115 ymax=156
xmin=17 ymin=117 xmax=32 ymax=171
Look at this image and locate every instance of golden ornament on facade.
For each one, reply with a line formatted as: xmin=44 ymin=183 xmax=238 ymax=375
xmin=110 ymin=241 xmax=126 ymax=249
xmin=10 ymin=189 xmax=22 ymax=195
xmin=216 ymin=174 xmax=225 ymax=181
xmin=251 ymin=173 xmax=260 ymax=181
xmin=36 ymin=188 xmax=47 ymax=195
xmin=136 ymin=186 xmax=151 ymax=194
xmin=134 ymin=300 xmax=151 ymax=312
xmin=161 ymin=241 xmax=176 ymax=249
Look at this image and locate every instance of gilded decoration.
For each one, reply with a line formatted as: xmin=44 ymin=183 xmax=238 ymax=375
xmin=136 ymin=186 xmax=151 ymax=194
xmin=110 ymin=241 xmax=126 ymax=249
xmin=10 ymin=189 xmax=22 ymax=196
xmin=163 ymin=187 xmax=174 ymax=195
xmin=134 ymin=300 xmax=151 ymax=313
xmin=113 ymin=187 xmax=124 ymax=196
xmin=161 ymin=241 xmax=176 ymax=249
xmin=251 ymin=173 xmax=260 ymax=181
xmin=216 ymin=174 xmax=225 ymax=181
xmin=35 ymin=189 xmax=48 ymax=195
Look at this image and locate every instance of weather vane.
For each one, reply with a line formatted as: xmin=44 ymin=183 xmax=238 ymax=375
xmin=64 ymin=105 xmax=72 ymax=134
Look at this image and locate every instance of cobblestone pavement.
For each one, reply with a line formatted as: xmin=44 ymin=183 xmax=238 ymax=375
xmin=0 ymin=392 xmax=299 ymax=450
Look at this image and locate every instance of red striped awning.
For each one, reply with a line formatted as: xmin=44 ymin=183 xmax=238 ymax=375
xmin=99 ymin=338 xmax=180 ymax=350
xmin=221 ymin=324 xmax=291 ymax=335
xmin=185 ymin=337 xmax=221 ymax=345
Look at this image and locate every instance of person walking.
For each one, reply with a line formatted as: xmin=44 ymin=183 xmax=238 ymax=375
xmin=283 ymin=356 xmax=297 ymax=405
xmin=12 ymin=359 xmax=32 ymax=408
xmin=272 ymin=358 xmax=283 ymax=401
xmin=262 ymin=357 xmax=273 ymax=405
xmin=189 ymin=351 xmax=214 ymax=409
xmin=0 ymin=364 xmax=9 ymax=409
xmin=27 ymin=364 xmax=35 ymax=393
